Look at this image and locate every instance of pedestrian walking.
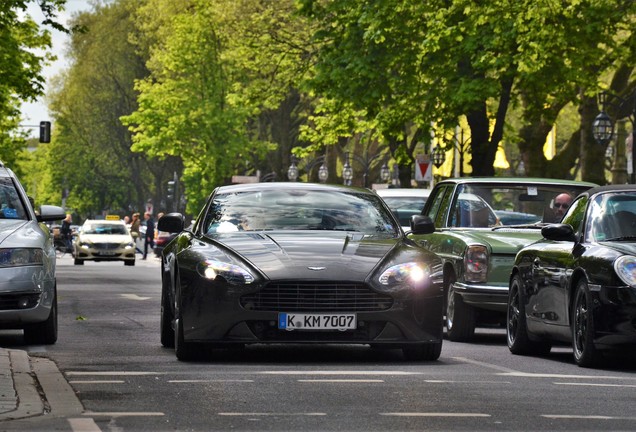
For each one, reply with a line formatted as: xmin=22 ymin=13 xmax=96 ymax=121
xmin=142 ymin=211 xmax=155 ymax=260
xmin=130 ymin=212 xmax=143 ymax=254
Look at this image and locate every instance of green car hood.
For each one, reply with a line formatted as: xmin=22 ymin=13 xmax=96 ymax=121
xmin=461 ymin=228 xmax=544 ymax=254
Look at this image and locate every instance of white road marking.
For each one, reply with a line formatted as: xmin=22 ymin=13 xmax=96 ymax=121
xmin=381 ymin=413 xmax=490 ymax=417
xmin=424 ymin=380 xmax=511 ymax=384
xmin=218 ymin=412 xmax=326 ymax=416
xmin=120 ymin=294 xmax=151 ymax=300
xmin=542 ymin=414 xmax=636 ymax=420
xmin=68 ymin=418 xmax=101 ymax=432
xmin=297 ymin=379 xmax=384 ymax=383
xmin=83 ymin=412 xmax=164 ymax=417
xmin=67 ymin=371 xmax=161 ymax=376
xmin=69 ymin=380 xmax=125 ymax=384
xmin=259 ymin=371 xmax=421 ymax=375
xmin=168 ymin=379 xmax=254 ymax=383
xmin=554 ymin=382 xmax=636 ymax=388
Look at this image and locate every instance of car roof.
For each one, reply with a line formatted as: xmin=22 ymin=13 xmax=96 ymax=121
xmin=83 ymin=219 xmax=125 ymax=225
xmin=215 ymin=182 xmax=373 ymax=195
xmin=434 ymin=177 xmax=598 ymax=187
xmin=375 ymin=188 xmax=431 ymax=197
xmin=580 ymin=184 xmax=636 ymax=197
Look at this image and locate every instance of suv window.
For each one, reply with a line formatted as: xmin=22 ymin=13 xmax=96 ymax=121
xmin=0 ymin=178 xmax=27 ymax=220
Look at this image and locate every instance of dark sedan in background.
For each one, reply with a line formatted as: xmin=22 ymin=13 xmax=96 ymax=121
xmin=508 ymin=185 xmax=636 ymax=367
xmin=159 ymin=182 xmax=444 ymax=361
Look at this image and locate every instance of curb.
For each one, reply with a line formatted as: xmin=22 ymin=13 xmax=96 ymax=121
xmin=0 ymin=349 xmax=83 ymax=422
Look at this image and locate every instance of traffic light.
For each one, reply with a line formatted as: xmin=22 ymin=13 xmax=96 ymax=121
xmin=167 ymin=180 xmax=175 ymax=200
xmin=39 ymin=121 xmax=51 ymax=143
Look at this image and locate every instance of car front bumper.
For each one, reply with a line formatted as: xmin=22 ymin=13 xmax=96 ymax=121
xmin=592 ymin=285 xmax=636 ymax=349
xmin=0 ymin=266 xmax=55 ymax=327
xmin=75 ymin=246 xmax=135 ymax=262
xmin=452 ymin=281 xmax=509 ymax=312
xmin=179 ymin=278 xmax=444 ymax=346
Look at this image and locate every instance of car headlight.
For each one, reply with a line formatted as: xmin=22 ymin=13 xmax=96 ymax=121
xmin=465 ymin=245 xmax=488 ymax=283
xmin=198 ymin=259 xmax=255 ymax=285
xmin=379 ymin=262 xmax=430 ymax=287
xmin=614 ymin=256 xmax=636 ymax=287
xmin=124 ymin=242 xmax=134 ymax=249
xmin=0 ymin=248 xmax=44 ymax=267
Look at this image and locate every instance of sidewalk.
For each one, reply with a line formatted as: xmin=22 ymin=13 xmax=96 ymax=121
xmin=0 ymin=347 xmax=84 ymax=426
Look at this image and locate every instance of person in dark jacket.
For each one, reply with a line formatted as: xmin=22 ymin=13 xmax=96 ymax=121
xmin=142 ymin=212 xmax=155 ymax=260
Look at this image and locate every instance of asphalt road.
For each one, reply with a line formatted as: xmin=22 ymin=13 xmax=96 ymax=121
xmin=1 ymin=254 xmax=635 ymax=431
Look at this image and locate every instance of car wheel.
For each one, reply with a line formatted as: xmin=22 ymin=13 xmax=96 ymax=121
xmin=402 ymin=342 xmax=442 ymax=361
xmin=24 ymin=289 xmax=57 ymax=345
xmin=74 ymin=258 xmax=84 ymax=265
xmin=160 ymin=280 xmax=175 ymax=348
xmin=445 ymin=275 xmax=475 ymax=341
xmin=572 ymin=279 xmax=602 ymax=367
xmin=507 ymin=274 xmax=551 ymax=356
xmin=124 ymin=260 xmax=135 ymax=266
xmin=174 ymin=279 xmax=197 ymax=361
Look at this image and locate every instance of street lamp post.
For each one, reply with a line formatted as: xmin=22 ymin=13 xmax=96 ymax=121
xmin=592 ymin=91 xmax=636 ymax=184
xmin=341 ymin=151 xmax=387 ymax=188
xmin=287 ymin=154 xmax=329 ymax=183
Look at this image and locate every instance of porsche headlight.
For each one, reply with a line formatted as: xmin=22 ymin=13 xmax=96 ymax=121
xmin=0 ymin=248 xmax=44 ymax=267
xmin=379 ymin=262 xmax=430 ymax=287
xmin=198 ymin=259 xmax=255 ymax=285
xmin=614 ymin=256 xmax=636 ymax=287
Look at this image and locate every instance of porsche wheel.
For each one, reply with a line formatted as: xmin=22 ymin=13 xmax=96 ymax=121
xmin=174 ymin=317 xmax=196 ymax=361
xmin=507 ymin=274 xmax=551 ymax=356
xmin=572 ymin=279 xmax=602 ymax=367
xmin=445 ymin=275 xmax=475 ymax=342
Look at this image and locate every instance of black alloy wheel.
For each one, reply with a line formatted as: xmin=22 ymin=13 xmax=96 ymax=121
xmin=572 ymin=279 xmax=602 ymax=367
xmin=507 ymin=274 xmax=551 ymax=356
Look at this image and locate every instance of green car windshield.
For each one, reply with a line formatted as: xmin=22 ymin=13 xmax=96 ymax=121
xmin=203 ymin=189 xmax=399 ymax=236
xmin=450 ymin=183 xmax=591 ymax=227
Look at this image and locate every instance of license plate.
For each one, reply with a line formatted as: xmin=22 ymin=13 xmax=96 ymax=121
xmin=278 ymin=313 xmax=356 ymax=331
xmin=99 ymin=250 xmax=116 ymax=256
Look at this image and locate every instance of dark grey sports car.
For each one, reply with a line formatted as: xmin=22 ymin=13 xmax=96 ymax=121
xmin=158 ymin=182 xmax=444 ymax=361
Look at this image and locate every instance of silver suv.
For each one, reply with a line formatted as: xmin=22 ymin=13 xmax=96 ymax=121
xmin=0 ymin=161 xmax=65 ymax=344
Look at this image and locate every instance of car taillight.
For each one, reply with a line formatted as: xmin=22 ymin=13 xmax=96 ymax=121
xmin=465 ymin=245 xmax=488 ymax=283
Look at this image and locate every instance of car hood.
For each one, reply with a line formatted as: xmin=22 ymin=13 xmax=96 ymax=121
xmin=600 ymin=241 xmax=636 ymax=257
xmin=454 ymin=229 xmax=543 ymax=255
xmin=213 ymin=232 xmax=400 ymax=281
xmin=0 ymin=220 xmax=46 ymax=248
xmin=79 ymin=234 xmax=133 ymax=243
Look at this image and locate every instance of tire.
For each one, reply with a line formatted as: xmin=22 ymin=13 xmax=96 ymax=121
xmin=174 ymin=278 xmax=197 ymax=361
xmin=572 ymin=279 xmax=602 ymax=367
xmin=445 ymin=275 xmax=476 ymax=341
xmin=74 ymin=258 xmax=84 ymax=265
xmin=24 ymin=290 xmax=58 ymax=345
xmin=160 ymin=282 xmax=175 ymax=348
xmin=124 ymin=260 xmax=135 ymax=266
xmin=402 ymin=341 xmax=442 ymax=361
xmin=174 ymin=317 xmax=197 ymax=361
xmin=507 ymin=274 xmax=551 ymax=356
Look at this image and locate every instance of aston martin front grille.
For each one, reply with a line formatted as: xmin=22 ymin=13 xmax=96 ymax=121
xmin=240 ymin=282 xmax=393 ymax=312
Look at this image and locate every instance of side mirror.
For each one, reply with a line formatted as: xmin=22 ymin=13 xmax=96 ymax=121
xmin=36 ymin=205 xmax=66 ymax=222
xmin=541 ymin=223 xmax=577 ymax=242
xmin=158 ymin=212 xmax=185 ymax=233
xmin=410 ymin=215 xmax=435 ymax=235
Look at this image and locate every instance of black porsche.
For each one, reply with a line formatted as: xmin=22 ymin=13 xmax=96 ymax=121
xmin=507 ymin=185 xmax=636 ymax=367
xmin=158 ymin=182 xmax=444 ymax=361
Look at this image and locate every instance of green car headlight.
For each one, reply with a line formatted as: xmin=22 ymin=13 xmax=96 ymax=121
xmin=614 ymin=256 xmax=636 ymax=287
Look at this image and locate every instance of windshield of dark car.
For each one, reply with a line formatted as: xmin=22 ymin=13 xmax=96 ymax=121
xmin=586 ymin=192 xmax=636 ymax=242
xmin=0 ymin=178 xmax=27 ymax=220
xmin=203 ymin=189 xmax=399 ymax=236
xmin=450 ymin=183 xmax=591 ymax=227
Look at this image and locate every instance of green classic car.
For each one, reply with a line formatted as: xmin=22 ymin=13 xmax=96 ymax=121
xmin=409 ymin=177 xmax=597 ymax=341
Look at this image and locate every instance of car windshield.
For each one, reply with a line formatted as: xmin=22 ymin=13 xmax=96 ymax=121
xmin=451 ymin=183 xmax=591 ymax=227
xmin=202 ymin=189 xmax=399 ymax=236
xmin=0 ymin=178 xmax=27 ymax=220
xmin=83 ymin=223 xmax=128 ymax=235
xmin=586 ymin=191 xmax=636 ymax=241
